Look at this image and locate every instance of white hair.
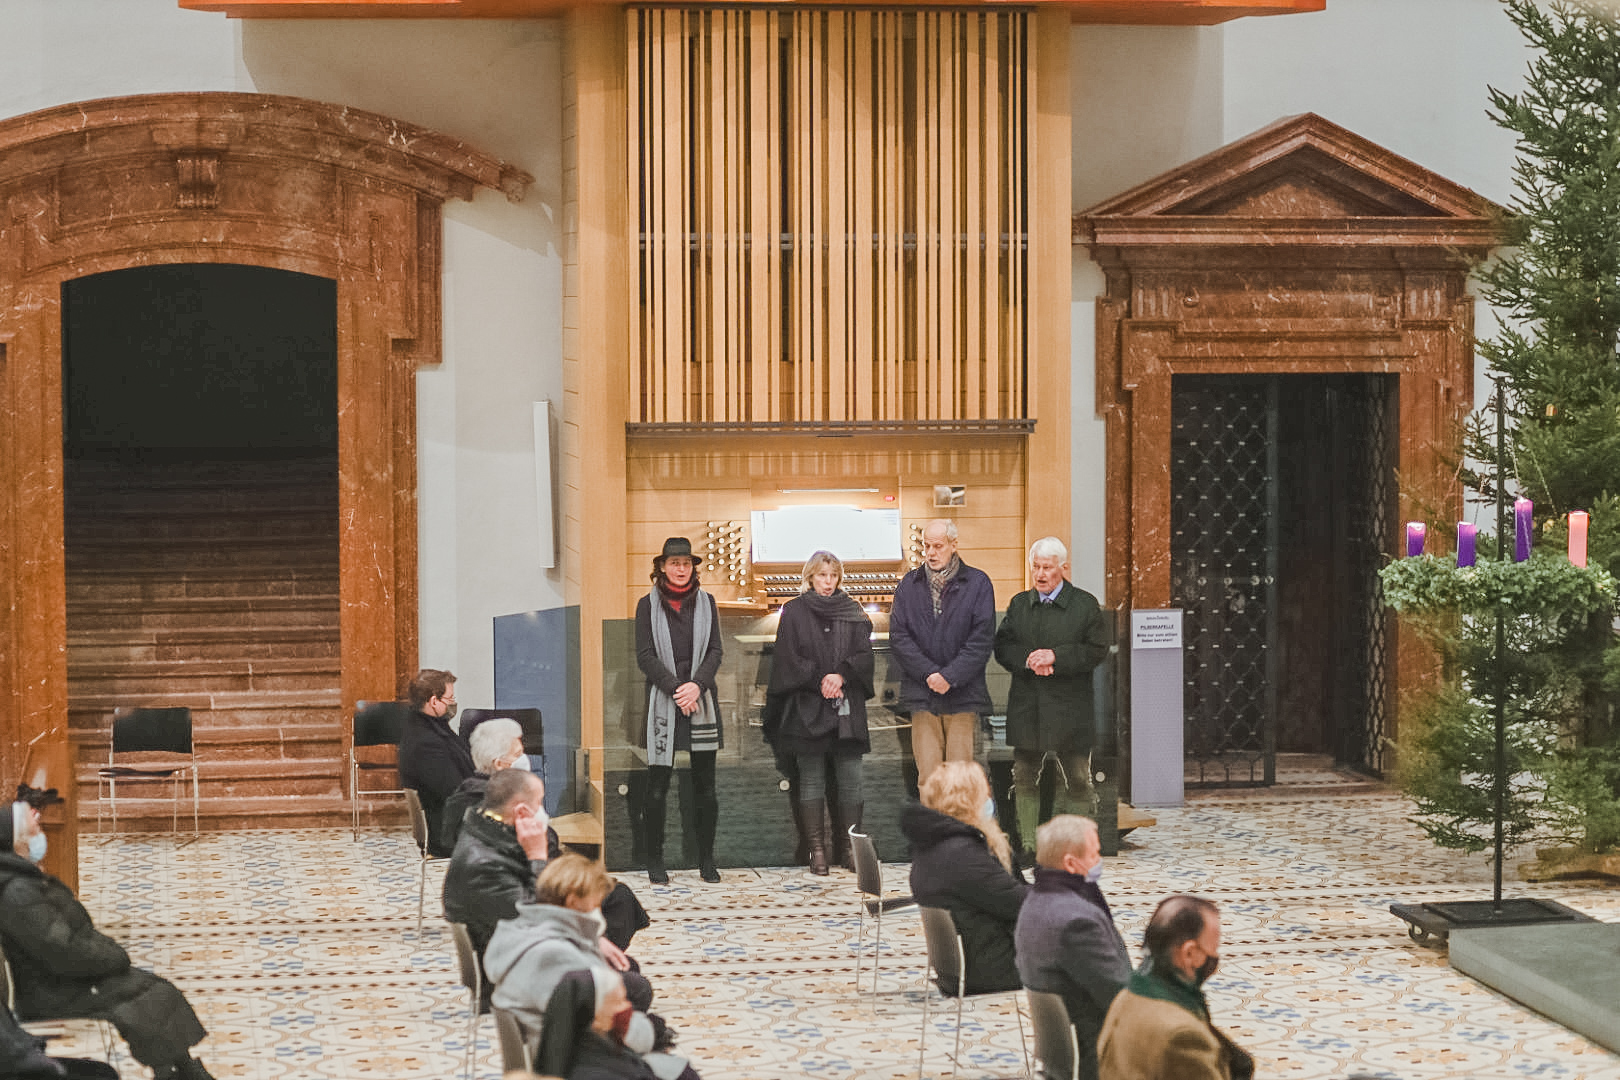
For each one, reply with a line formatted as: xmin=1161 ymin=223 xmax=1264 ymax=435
xmin=1028 ymin=536 xmax=1068 ymax=565
xmin=469 ymin=718 xmax=524 ymax=773
xmin=1035 ymin=814 xmax=1098 ymax=868
xmin=925 ymin=519 xmax=958 ymax=542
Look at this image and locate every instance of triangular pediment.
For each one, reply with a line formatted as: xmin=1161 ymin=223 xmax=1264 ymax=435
xmin=1080 ymin=113 xmax=1498 ymax=221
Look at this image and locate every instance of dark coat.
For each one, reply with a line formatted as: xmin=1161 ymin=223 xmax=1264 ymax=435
xmin=993 ymin=582 xmax=1110 ymax=754
xmin=1016 ymin=868 xmax=1131 ymax=1080
xmin=634 ymin=589 xmax=724 ymax=700
xmin=398 ymin=708 xmax=477 ymax=856
xmin=888 ymin=561 xmax=996 ymax=715
xmin=0 ymin=854 xmax=205 ymax=1071
xmin=900 ymin=803 xmax=1028 ymax=995
xmin=766 ymin=592 xmax=875 ymax=757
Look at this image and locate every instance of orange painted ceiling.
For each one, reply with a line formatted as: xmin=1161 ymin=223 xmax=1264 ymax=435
xmin=179 ymin=0 xmax=1324 ymax=24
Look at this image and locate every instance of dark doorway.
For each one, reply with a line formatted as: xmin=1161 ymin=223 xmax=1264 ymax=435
xmin=1169 ymin=374 xmax=1395 ymax=787
xmin=62 ymin=265 xmax=344 ymax=829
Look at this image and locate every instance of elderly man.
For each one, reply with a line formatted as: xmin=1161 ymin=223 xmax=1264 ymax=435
xmin=1015 ymin=815 xmax=1129 ymax=1080
xmin=443 ymin=769 xmax=645 ymax=962
xmin=441 ymin=717 xmax=531 ymax=852
xmin=889 ymin=519 xmax=996 ymax=785
xmin=1098 ymin=896 xmax=1252 ymax=1080
xmin=0 ymin=802 xmax=215 ymax=1080
xmin=398 ymin=668 xmax=475 ymax=856
xmin=993 ymin=536 xmax=1110 ymax=861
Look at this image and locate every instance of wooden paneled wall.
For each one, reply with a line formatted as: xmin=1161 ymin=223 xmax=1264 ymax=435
xmin=630 ymin=7 xmax=1032 ymax=425
xmin=625 ymin=434 xmax=1030 ymax=610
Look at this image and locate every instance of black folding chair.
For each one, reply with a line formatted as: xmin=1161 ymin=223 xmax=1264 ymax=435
xmin=917 ymin=905 xmax=1030 ymax=1080
xmin=351 ymin=700 xmax=412 ymax=841
xmin=97 ymin=707 xmax=197 ymax=842
xmin=458 ymin=708 xmax=544 ymax=758
xmin=848 ymin=826 xmax=914 ymax=997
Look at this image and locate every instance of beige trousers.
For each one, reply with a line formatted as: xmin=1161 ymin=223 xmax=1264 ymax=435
xmin=910 ymin=710 xmax=977 ymax=786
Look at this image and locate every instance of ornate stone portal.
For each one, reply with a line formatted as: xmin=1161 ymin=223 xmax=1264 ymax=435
xmin=1078 ymin=113 xmax=1500 ymax=776
xmin=0 ymin=93 xmax=529 ymax=885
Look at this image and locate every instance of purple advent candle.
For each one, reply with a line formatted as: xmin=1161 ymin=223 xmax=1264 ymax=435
xmin=1457 ymin=522 xmax=1477 ymax=568
xmin=1406 ymin=522 xmax=1426 ymax=558
xmin=1514 ymin=498 xmax=1533 ymax=562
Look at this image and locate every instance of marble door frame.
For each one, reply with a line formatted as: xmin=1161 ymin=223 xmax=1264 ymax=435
xmin=0 ymin=93 xmax=528 ymax=883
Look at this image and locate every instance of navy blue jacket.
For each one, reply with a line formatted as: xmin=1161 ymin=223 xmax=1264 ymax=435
xmin=889 ymin=561 xmax=996 ymax=715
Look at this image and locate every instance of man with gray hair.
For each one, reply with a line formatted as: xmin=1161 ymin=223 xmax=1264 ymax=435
xmin=1015 ymin=815 xmax=1128 ymax=1080
xmin=993 ymin=536 xmax=1110 ymax=862
xmin=889 ymin=518 xmax=997 ymax=785
xmin=441 ymin=717 xmax=530 ymax=851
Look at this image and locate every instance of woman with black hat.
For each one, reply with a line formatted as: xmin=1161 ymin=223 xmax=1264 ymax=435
xmin=634 ymin=536 xmax=725 ymax=884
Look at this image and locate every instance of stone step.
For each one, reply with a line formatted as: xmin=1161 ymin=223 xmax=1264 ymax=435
xmin=67 ymin=574 xmax=339 ymax=604
xmin=67 ymin=606 xmax=339 ymax=633
xmin=74 ymin=794 xmax=403 ymax=833
xmin=68 ymin=637 xmax=339 ymax=664
xmin=68 ymin=656 xmax=340 ymax=698
xmin=68 ymin=686 xmax=344 ymax=715
xmin=65 ymin=546 xmax=337 ymax=573
xmin=70 ymin=704 xmax=343 ymax=739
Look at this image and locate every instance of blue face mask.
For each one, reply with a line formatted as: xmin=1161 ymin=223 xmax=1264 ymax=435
xmin=982 ymin=798 xmax=996 ymax=821
xmin=27 ymin=832 xmax=47 ymax=864
xmin=1084 ymin=860 xmax=1103 ymax=884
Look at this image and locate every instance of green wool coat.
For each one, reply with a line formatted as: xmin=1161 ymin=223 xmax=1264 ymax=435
xmin=992 ymin=581 xmax=1110 ymax=754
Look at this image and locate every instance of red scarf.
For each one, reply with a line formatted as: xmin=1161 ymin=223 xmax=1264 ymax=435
xmin=657 ymin=576 xmax=696 ymax=613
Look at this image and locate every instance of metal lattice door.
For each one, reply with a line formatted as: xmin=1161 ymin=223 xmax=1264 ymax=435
xmin=1338 ymin=377 xmax=1395 ymax=776
xmin=1171 ymin=377 xmax=1279 ymax=786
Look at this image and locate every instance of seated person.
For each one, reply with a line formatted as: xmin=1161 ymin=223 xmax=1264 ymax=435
xmin=1015 ymin=815 xmax=1130 ymax=1080
xmin=0 ymin=802 xmax=215 ymax=1080
xmin=534 ymin=969 xmax=670 ymax=1080
xmin=397 ymin=667 xmax=476 ymax=856
xmin=441 ymin=717 xmax=531 ymax=853
xmin=1 ymin=997 xmax=118 ymax=1080
xmin=486 ymin=855 xmax=655 ymax=1038
xmin=443 ymin=769 xmax=647 ymax=959
xmin=899 ymin=760 xmax=1029 ymax=995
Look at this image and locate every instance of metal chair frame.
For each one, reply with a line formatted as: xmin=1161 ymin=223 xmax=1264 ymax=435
xmin=1025 ymin=988 xmax=1079 ymax=1080
xmin=1 ymin=938 xmax=120 ymax=1065
xmin=97 ymin=706 xmax=198 ymax=843
xmin=448 ymin=922 xmax=486 ymax=1080
xmin=493 ymin=1006 xmax=539 ymax=1073
xmin=848 ymin=826 xmax=914 ymax=997
xmin=351 ymin=700 xmax=411 ymax=841
xmin=402 ymin=788 xmax=448 ymax=938
xmin=916 ymin=905 xmax=1030 ymax=1080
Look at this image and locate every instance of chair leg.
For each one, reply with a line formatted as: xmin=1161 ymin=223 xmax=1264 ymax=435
xmin=853 ymin=901 xmax=866 ymax=994
xmin=192 ymin=762 xmax=200 ymax=841
xmin=1014 ymin=994 xmax=1032 ymax=1079
xmin=917 ymin=966 xmax=930 ymax=1080
xmin=872 ymin=909 xmax=883 ymax=997
xmin=464 ymin=995 xmax=476 ymax=1080
xmin=951 ymin=992 xmax=966 ymax=1080
xmin=351 ymin=760 xmax=360 ymax=842
xmin=417 ymin=854 xmax=427 ymax=938
xmin=109 ymin=775 xmax=118 ymax=840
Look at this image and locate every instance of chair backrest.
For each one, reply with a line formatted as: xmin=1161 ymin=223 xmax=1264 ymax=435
xmin=449 ymin=922 xmax=481 ymax=996
xmin=111 ymin=707 xmax=193 ymax=755
xmin=402 ymin=789 xmax=430 ymax=855
xmin=459 ymin=708 xmax=545 ymax=757
xmin=917 ymin=905 xmax=964 ymax=992
xmin=1026 ymin=988 xmax=1079 ymax=1080
xmin=493 ymin=1006 xmax=538 ymax=1072
xmin=353 ymin=700 xmax=412 ymax=748
xmin=848 ymin=827 xmax=882 ymax=898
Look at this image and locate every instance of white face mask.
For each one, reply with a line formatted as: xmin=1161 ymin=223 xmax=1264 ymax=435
xmin=588 ymin=907 xmax=607 ymax=936
xmin=509 ymin=753 xmax=532 ymax=773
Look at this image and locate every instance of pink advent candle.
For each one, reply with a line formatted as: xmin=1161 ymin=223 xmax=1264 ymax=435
xmin=1515 ymin=498 xmax=1533 ymax=562
xmin=1569 ymin=511 xmax=1589 ymax=568
xmin=1406 ymin=522 xmax=1426 ymax=557
xmin=1457 ymin=523 xmax=1477 ymax=568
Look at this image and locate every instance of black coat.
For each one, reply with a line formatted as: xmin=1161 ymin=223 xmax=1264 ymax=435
xmin=766 ymin=592 xmax=875 ymax=757
xmin=900 ymin=803 xmax=1028 ymax=995
xmin=0 ymin=854 xmax=204 ymax=1071
xmin=398 ymin=708 xmax=477 ymax=856
xmin=993 ymin=582 xmax=1110 ymax=754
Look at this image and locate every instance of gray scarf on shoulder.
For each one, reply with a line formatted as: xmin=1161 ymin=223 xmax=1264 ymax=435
xmin=646 ymin=587 xmax=720 ymax=767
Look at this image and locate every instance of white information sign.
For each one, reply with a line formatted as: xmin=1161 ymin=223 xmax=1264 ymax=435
xmin=1131 ymin=609 xmax=1182 ymax=650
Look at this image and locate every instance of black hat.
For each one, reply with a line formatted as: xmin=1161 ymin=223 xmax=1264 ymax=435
xmin=656 ymin=536 xmax=703 ymax=566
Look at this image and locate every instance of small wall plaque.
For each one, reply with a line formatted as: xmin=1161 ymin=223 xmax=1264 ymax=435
xmin=933 ymin=484 xmax=966 ymax=507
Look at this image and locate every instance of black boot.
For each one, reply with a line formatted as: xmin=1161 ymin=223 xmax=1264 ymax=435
xmin=643 ymin=774 xmax=670 ymax=884
xmin=695 ymin=792 xmax=720 ymax=883
xmin=787 ymin=790 xmax=810 ymax=865
xmin=802 ymin=798 xmax=830 ymax=876
xmin=833 ymin=801 xmax=863 ymax=872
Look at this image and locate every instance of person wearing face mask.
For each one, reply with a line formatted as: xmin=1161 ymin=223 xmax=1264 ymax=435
xmin=634 ymin=537 xmax=726 ymax=885
xmin=534 ymin=968 xmax=700 ymax=1080
xmin=487 ymin=856 xmax=695 ymax=1080
xmin=398 ymin=668 xmax=476 ymax=856
xmin=441 ymin=718 xmax=542 ymax=853
xmin=1098 ymin=895 xmax=1254 ymax=1080
xmin=1015 ymin=815 xmax=1129 ymax=1080
xmin=899 ymin=761 xmax=1028 ymax=995
xmin=0 ymin=801 xmax=216 ymax=1080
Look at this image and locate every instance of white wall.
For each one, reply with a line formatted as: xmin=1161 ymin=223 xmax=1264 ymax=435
xmin=0 ymin=3 xmax=569 ymax=709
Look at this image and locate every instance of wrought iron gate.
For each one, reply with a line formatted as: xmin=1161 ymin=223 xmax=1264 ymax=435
xmin=1169 ymin=374 xmax=1393 ymax=786
xmin=1171 ymin=377 xmax=1279 ymax=785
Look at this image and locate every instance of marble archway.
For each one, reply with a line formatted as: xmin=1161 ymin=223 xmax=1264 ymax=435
xmin=0 ymin=93 xmax=528 ymax=885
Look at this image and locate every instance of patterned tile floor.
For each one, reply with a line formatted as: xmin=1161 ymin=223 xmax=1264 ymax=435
xmin=46 ymin=789 xmax=1620 ymax=1079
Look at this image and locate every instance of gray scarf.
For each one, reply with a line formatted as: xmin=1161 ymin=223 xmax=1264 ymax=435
xmin=926 ymin=554 xmax=962 ymax=616
xmin=645 ymin=588 xmax=720 ymax=767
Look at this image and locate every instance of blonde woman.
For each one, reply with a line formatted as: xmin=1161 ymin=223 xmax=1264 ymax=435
xmin=901 ymin=760 xmax=1029 ymax=994
xmin=765 ymin=550 xmax=875 ymax=875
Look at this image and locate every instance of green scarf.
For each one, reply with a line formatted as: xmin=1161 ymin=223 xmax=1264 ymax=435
xmin=1126 ymin=957 xmax=1210 ymax=1023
